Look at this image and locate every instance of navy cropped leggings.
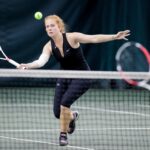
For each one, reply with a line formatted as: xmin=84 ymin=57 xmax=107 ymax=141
xmin=53 ymin=78 xmax=92 ymax=119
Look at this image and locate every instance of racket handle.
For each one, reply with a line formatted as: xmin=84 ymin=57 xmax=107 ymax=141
xmin=8 ymin=59 xmax=20 ymax=67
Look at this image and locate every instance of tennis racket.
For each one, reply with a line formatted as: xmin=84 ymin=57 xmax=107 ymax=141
xmin=0 ymin=45 xmax=20 ymax=67
xmin=115 ymin=41 xmax=150 ymax=90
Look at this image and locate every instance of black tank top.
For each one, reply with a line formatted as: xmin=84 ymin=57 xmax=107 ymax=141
xmin=50 ymin=33 xmax=90 ymax=70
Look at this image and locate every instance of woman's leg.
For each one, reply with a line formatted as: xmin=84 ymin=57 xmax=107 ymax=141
xmin=53 ymin=79 xmax=73 ymax=146
xmin=59 ymin=105 xmax=73 ymax=146
xmin=61 ymin=79 xmax=92 ymax=134
xmin=60 ymin=105 xmax=73 ymax=132
xmin=57 ymin=79 xmax=92 ymax=146
xmin=53 ymin=79 xmax=67 ymax=119
xmin=61 ymin=79 xmax=92 ymax=107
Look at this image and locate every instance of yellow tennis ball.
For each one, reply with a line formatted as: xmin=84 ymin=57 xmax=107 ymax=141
xmin=34 ymin=12 xmax=43 ymax=20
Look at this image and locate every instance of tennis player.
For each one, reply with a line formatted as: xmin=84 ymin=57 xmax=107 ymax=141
xmin=19 ymin=15 xmax=130 ymax=146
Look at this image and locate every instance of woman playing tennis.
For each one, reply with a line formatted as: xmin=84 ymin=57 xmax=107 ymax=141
xmin=19 ymin=15 xmax=130 ymax=146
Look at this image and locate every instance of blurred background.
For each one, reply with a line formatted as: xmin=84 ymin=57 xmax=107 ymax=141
xmin=0 ymin=0 xmax=150 ymax=70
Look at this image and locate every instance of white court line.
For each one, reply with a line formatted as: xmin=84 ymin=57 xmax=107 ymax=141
xmin=0 ymin=128 xmax=150 ymax=133
xmin=77 ymin=128 xmax=150 ymax=130
xmin=73 ymin=106 xmax=150 ymax=117
xmin=0 ymin=104 xmax=50 ymax=107
xmin=1 ymin=104 xmax=149 ymax=117
xmin=137 ymin=104 xmax=150 ymax=108
xmin=0 ymin=129 xmax=59 ymax=132
xmin=0 ymin=135 xmax=94 ymax=150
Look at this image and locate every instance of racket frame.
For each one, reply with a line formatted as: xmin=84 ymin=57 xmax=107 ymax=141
xmin=0 ymin=46 xmax=20 ymax=67
xmin=116 ymin=42 xmax=150 ymax=90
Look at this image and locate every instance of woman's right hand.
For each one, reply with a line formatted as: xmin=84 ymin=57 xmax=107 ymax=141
xmin=17 ymin=64 xmax=29 ymax=69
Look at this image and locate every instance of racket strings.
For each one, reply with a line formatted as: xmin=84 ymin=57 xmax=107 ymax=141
xmin=120 ymin=46 xmax=149 ymax=72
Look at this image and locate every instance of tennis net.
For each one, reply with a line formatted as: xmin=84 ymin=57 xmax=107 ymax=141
xmin=0 ymin=69 xmax=149 ymax=150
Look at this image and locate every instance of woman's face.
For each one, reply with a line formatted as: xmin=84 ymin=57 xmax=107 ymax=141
xmin=45 ymin=19 xmax=60 ymax=37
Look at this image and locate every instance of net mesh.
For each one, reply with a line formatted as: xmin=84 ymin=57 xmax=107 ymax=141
xmin=0 ymin=69 xmax=150 ymax=150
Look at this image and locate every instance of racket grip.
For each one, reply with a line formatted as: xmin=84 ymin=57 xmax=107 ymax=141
xmin=8 ymin=59 xmax=20 ymax=67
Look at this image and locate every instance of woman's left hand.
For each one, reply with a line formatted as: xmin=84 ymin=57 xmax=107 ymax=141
xmin=114 ymin=30 xmax=131 ymax=40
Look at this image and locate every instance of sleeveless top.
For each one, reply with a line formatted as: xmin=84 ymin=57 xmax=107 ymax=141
xmin=50 ymin=33 xmax=90 ymax=70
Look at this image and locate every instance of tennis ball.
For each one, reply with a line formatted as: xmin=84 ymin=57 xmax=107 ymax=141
xmin=34 ymin=11 xmax=43 ymax=20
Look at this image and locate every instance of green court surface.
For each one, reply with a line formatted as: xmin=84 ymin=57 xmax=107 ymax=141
xmin=0 ymin=87 xmax=150 ymax=150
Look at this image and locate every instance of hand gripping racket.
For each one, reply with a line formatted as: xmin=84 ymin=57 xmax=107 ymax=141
xmin=116 ymin=42 xmax=150 ymax=91
xmin=0 ymin=45 xmax=20 ymax=68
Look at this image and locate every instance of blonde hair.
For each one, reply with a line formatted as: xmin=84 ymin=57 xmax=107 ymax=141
xmin=44 ymin=15 xmax=66 ymax=33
